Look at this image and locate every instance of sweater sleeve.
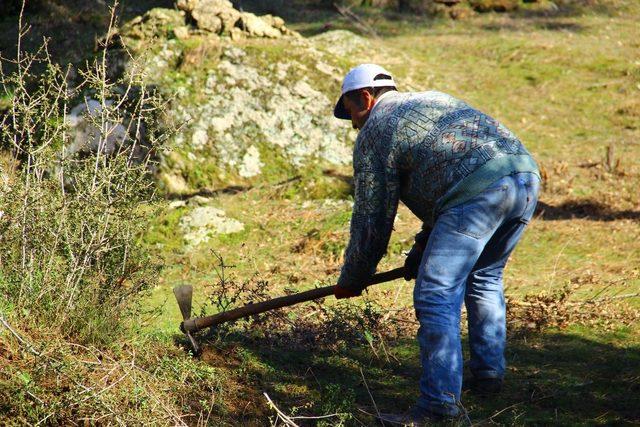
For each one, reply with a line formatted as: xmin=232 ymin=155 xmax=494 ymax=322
xmin=336 ymin=131 xmax=400 ymax=293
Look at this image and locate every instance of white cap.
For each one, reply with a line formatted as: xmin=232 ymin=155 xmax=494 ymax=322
xmin=333 ymin=63 xmax=396 ymax=120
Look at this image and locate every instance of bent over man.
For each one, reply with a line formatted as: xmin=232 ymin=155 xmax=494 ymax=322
xmin=332 ymin=64 xmax=540 ymax=423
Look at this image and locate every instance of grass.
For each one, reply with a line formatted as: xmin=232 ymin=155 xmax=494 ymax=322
xmin=228 ymin=325 xmax=639 ymax=424
xmin=140 ymin=2 xmax=639 ymax=424
xmin=2 ymin=0 xmax=640 ymax=424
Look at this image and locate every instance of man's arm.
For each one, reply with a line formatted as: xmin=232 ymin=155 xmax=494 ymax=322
xmin=336 ymin=138 xmax=400 ymax=295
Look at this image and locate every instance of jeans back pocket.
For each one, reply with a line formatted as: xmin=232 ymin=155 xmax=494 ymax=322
xmin=457 ymin=179 xmax=513 ymax=239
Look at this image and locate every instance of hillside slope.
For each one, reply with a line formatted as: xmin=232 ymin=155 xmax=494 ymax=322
xmin=1 ymin=0 xmax=639 ymax=425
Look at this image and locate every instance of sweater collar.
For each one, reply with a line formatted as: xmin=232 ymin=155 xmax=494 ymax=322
xmin=370 ymin=90 xmax=399 ymax=116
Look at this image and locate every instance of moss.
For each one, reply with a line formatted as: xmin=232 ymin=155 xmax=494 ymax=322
xmin=286 ymin=164 xmax=353 ymax=200
xmin=214 ymin=226 xmax=251 ymax=246
xmin=254 ymin=140 xmax=299 ymax=184
xmin=141 ymin=206 xmax=185 ymax=252
xmin=185 ymin=157 xmax=226 ymax=189
xmin=162 ymin=70 xmax=195 ymax=94
xmin=301 ymin=174 xmax=352 ymax=200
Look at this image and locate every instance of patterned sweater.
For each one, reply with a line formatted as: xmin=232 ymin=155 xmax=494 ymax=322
xmin=337 ymin=90 xmax=539 ymax=292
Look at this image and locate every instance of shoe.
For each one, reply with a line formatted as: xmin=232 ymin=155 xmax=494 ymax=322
xmin=463 ymin=377 xmax=503 ymax=396
xmin=378 ymin=406 xmax=448 ymax=426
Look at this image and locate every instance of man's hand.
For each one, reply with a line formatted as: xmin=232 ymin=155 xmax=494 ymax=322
xmin=404 ymin=226 xmax=432 ymax=281
xmin=403 ymin=242 xmax=424 ymax=281
xmin=334 ymin=285 xmax=361 ymax=299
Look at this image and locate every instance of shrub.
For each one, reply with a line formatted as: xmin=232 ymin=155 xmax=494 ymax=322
xmin=0 ymin=5 xmax=170 ymax=345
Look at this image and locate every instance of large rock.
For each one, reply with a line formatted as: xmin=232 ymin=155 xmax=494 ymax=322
xmin=175 ymin=0 xmax=297 ymax=38
xmin=65 ymin=99 xmax=127 ymax=157
xmin=239 ymin=13 xmax=282 ymax=38
xmin=114 ymin=5 xmax=371 ymax=194
xmin=180 ymin=206 xmax=244 ymax=246
xmin=118 ymin=8 xmax=185 ymax=50
xmin=157 ymin=42 xmax=354 ymax=192
xmin=177 ymin=0 xmax=239 ymax=33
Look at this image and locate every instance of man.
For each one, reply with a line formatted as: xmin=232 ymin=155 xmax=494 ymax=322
xmin=332 ymin=64 xmax=540 ymax=423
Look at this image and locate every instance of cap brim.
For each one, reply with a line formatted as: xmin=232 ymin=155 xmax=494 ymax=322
xmin=333 ymin=94 xmax=350 ymax=120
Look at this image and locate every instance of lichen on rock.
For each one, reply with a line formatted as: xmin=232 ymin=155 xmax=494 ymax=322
xmin=154 ymin=40 xmax=355 ymax=191
xmin=309 ymin=30 xmax=371 ymax=56
xmin=238 ymin=146 xmax=263 ymax=178
xmin=115 ymin=4 xmax=366 ymax=194
xmin=180 ymin=206 xmax=244 ymax=246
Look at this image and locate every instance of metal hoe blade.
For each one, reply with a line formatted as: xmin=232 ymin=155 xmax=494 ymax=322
xmin=174 ymin=285 xmax=193 ymax=320
xmin=173 ymin=285 xmax=201 ymax=356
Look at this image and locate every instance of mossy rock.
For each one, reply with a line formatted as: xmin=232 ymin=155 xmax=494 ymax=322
xmin=119 ymin=8 xmax=186 ymax=51
xmin=143 ymin=34 xmax=358 ymax=195
xmin=116 ymin=4 xmax=372 ymax=197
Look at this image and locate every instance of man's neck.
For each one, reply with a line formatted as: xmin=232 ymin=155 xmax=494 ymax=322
xmin=370 ymin=90 xmax=397 ymax=116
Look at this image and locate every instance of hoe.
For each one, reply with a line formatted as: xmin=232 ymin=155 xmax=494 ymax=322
xmin=174 ymin=267 xmax=405 ymax=356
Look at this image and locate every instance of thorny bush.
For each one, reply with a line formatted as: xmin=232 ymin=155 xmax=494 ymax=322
xmin=0 ymin=6 xmax=172 ymax=345
xmin=198 ymin=253 xmax=416 ymax=353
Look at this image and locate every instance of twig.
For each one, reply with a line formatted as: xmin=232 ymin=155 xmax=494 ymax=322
xmin=360 ymin=368 xmax=385 ymax=426
xmin=0 ymin=314 xmax=41 ymax=356
xmin=473 ymin=390 xmax=559 ymax=426
xmin=263 ymin=392 xmax=299 ymax=427
xmin=77 ymin=371 xmax=130 ymax=404
xmin=35 ymin=412 xmax=53 ymax=426
xmin=477 ymin=401 xmax=522 ymax=424
xmin=366 ymin=333 xmax=380 ymax=359
xmin=388 ymin=316 xmax=418 ymax=325
xmin=291 ymin=413 xmax=344 ymax=420
xmin=597 ymin=293 xmax=639 ymax=300
xmin=549 ymin=237 xmax=572 ymax=286
xmin=333 ymin=3 xmax=379 ymax=38
xmin=377 ymin=331 xmax=399 ymax=363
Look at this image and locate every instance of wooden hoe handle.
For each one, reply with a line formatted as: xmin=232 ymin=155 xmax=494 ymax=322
xmin=181 ymin=267 xmax=405 ymax=333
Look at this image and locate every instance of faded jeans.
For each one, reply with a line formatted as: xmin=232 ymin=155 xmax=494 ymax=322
xmin=414 ymin=172 xmax=540 ymax=416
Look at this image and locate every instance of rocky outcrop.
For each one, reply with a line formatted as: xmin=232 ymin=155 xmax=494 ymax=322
xmin=118 ymin=8 xmax=186 ymax=52
xmin=117 ymin=1 xmax=298 ymax=53
xmin=155 ymin=41 xmax=354 ymax=193
xmin=176 ymin=0 xmax=298 ymax=39
xmin=113 ymin=2 xmax=373 ymax=194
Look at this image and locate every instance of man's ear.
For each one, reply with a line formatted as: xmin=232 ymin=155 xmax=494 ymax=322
xmin=363 ymin=90 xmax=376 ymax=111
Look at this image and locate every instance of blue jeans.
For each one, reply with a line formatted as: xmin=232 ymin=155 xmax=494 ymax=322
xmin=413 ymin=172 xmax=540 ymax=416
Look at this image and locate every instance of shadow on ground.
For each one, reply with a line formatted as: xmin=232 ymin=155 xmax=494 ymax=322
xmin=481 ymin=19 xmax=585 ymax=33
xmin=232 ymin=0 xmax=622 ymax=38
xmin=189 ymin=325 xmax=640 ymax=424
xmin=537 ymin=200 xmax=640 ymax=221
xmin=0 ymin=0 xmax=173 ymax=66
